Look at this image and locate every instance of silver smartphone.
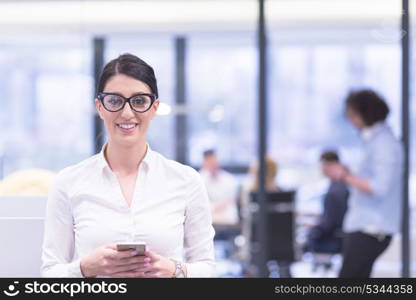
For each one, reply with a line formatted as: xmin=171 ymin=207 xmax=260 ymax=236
xmin=116 ymin=242 xmax=146 ymax=255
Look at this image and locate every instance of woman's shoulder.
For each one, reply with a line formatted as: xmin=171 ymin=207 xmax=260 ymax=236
xmin=152 ymin=151 xmax=200 ymax=181
xmin=54 ymin=154 xmax=102 ymax=184
xmin=371 ymin=124 xmax=402 ymax=150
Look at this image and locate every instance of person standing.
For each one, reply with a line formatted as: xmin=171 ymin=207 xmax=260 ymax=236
xmin=327 ymin=89 xmax=403 ymax=278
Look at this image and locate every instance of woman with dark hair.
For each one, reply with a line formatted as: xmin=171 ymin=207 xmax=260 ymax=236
xmin=41 ymin=54 xmax=215 ymax=278
xmin=326 ymin=89 xmax=403 ymax=278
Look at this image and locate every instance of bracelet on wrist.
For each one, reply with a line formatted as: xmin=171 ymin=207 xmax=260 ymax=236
xmin=170 ymin=259 xmax=186 ymax=278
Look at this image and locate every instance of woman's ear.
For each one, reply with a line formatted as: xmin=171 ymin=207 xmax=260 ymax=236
xmin=150 ymin=99 xmax=160 ymax=117
xmin=95 ymin=99 xmax=104 ymax=120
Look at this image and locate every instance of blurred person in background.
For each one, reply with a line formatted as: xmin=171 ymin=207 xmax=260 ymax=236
xmin=239 ymin=156 xmax=280 ymax=270
xmin=199 ymin=149 xmax=239 ymax=228
xmin=306 ymin=151 xmax=349 ymax=255
xmin=199 ymin=149 xmax=239 ymax=262
xmin=41 ymin=54 xmax=215 ymax=278
xmin=326 ymin=89 xmax=402 ymax=278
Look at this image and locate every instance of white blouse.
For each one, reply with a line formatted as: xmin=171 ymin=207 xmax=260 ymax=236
xmin=41 ymin=144 xmax=216 ymax=277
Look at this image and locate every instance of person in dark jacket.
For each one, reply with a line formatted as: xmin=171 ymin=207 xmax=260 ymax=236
xmin=307 ymin=151 xmax=349 ymax=253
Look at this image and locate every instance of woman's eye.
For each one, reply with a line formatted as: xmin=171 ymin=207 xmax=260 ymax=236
xmin=132 ymin=97 xmax=147 ymax=106
xmin=108 ymin=97 xmax=122 ymax=105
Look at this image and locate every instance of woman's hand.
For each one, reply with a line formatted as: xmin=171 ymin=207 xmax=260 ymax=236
xmin=80 ymin=244 xmax=151 ymax=278
xmin=325 ymin=164 xmax=372 ymax=194
xmin=141 ymin=250 xmax=177 ymax=278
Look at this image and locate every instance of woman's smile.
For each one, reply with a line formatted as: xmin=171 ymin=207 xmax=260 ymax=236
xmin=116 ymin=122 xmax=139 ymax=134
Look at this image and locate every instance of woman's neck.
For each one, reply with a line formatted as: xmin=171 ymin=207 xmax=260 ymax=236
xmin=105 ymin=140 xmax=147 ymax=175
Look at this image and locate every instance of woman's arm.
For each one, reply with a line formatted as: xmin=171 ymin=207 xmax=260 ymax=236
xmin=41 ymin=174 xmax=83 ymax=277
xmin=183 ymin=168 xmax=216 ymax=277
xmin=342 ymin=140 xmax=400 ymax=197
xmin=325 ymin=163 xmax=372 ymax=194
xmin=343 ymin=173 xmax=371 ymax=194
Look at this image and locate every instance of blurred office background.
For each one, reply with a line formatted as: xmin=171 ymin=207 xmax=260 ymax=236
xmin=0 ymin=0 xmax=415 ymax=277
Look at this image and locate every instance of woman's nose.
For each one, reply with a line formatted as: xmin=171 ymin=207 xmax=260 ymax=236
xmin=120 ymin=102 xmax=135 ymax=118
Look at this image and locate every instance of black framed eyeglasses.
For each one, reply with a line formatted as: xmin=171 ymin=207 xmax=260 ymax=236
xmin=97 ymin=92 xmax=157 ymax=113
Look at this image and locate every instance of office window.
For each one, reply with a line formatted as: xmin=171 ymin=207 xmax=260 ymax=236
xmin=269 ymin=42 xmax=401 ymax=173
xmin=0 ymin=36 xmax=93 ymax=176
xmin=267 ymin=0 xmax=404 ymax=277
xmin=188 ymin=35 xmax=256 ymax=166
xmin=266 ymin=0 xmax=402 ymax=185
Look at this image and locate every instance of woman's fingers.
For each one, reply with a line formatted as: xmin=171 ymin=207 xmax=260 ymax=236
xmin=114 ymin=255 xmax=150 ymax=267
xmin=144 ymin=250 xmax=159 ymax=261
xmin=110 ymin=263 xmax=151 ymax=275
xmin=100 ymin=246 xmax=161 ymax=277
xmin=105 ymin=244 xmax=117 ymax=250
xmin=142 ymin=270 xmax=160 ymax=278
xmin=110 ymin=270 xmax=144 ymax=278
xmin=110 ymin=249 xmax=139 ymax=260
xmin=115 ymin=261 xmax=149 ymax=271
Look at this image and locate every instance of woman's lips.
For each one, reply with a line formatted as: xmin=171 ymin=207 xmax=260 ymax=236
xmin=116 ymin=123 xmax=138 ymax=134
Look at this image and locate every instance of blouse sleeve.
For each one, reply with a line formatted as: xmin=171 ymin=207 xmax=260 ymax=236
xmin=368 ymin=137 xmax=403 ymax=198
xmin=40 ymin=173 xmax=83 ymax=277
xmin=183 ymin=168 xmax=216 ymax=277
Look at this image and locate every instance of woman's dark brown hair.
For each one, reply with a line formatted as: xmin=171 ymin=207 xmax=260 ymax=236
xmin=97 ymin=53 xmax=158 ymax=97
xmin=345 ymin=89 xmax=389 ymax=126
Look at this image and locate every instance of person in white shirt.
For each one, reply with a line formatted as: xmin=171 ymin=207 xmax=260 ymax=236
xmin=199 ymin=150 xmax=239 ymax=226
xmin=41 ymin=53 xmax=215 ymax=278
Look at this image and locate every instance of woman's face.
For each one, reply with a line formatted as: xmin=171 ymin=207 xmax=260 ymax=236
xmin=95 ymin=74 xmax=159 ymax=147
xmin=346 ymin=106 xmax=366 ymax=130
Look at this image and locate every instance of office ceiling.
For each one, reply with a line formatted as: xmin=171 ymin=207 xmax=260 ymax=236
xmin=0 ymin=0 xmax=405 ymax=35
